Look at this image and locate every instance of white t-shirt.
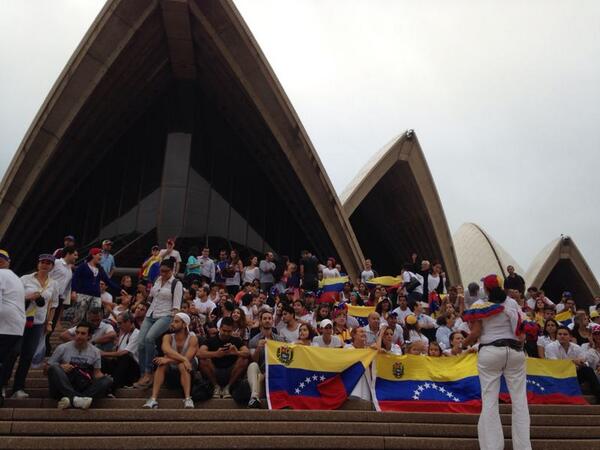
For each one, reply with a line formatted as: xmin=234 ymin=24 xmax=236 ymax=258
xmin=242 ymin=267 xmax=260 ymax=284
xmin=361 ymin=270 xmax=375 ymax=283
xmin=402 ymin=271 xmax=424 ymax=294
xmin=473 ymin=297 xmax=521 ymax=345
xmin=277 ymin=322 xmax=300 ymax=342
xmin=391 ymin=306 xmax=412 ymax=325
xmin=386 ymin=344 xmax=403 ymax=355
xmin=545 ymin=341 xmax=584 ymax=360
xmin=49 ymin=258 xmax=73 ymax=301
xmin=321 ymin=267 xmax=340 ymax=279
xmin=193 ymin=298 xmax=216 ymax=316
xmin=417 ymin=314 xmax=437 ymax=329
xmin=311 ymin=335 xmax=343 ymax=348
xmin=159 ymin=249 xmax=182 ymax=263
xmin=116 ymin=328 xmax=140 ymax=363
xmin=0 ymin=268 xmax=26 ymax=335
xmin=537 ymin=335 xmax=556 ymax=351
xmin=407 ymin=329 xmax=429 ymax=347
xmin=101 ymin=291 xmax=113 ymax=305
xmin=427 ymin=274 xmax=445 ymax=294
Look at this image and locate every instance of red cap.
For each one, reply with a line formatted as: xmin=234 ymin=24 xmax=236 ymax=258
xmin=89 ymin=248 xmax=102 ymax=256
xmin=482 ymin=274 xmax=503 ymax=291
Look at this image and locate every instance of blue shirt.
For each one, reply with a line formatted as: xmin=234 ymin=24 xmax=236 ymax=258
xmin=99 ymin=252 xmax=115 ymax=275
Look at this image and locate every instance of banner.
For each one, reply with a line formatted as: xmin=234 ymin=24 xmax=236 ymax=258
xmin=366 ymin=276 xmax=402 ymax=290
xmin=372 ymin=353 xmax=587 ymax=413
xmin=372 ymin=353 xmax=483 ymax=413
xmin=266 ymin=341 xmax=375 ymax=410
xmin=347 ymin=305 xmax=375 ymax=327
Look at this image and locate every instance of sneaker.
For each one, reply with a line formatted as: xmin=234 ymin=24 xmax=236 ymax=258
xmin=11 ymin=390 xmax=29 ymax=399
xmin=57 ymin=397 xmax=71 ymax=410
xmin=142 ymin=398 xmax=158 ymax=409
xmin=106 ymin=393 xmax=116 ymax=399
xmin=183 ymin=397 xmax=194 ymax=409
xmin=212 ymin=385 xmax=222 ymax=399
xmin=72 ymin=396 xmax=92 ymax=409
xmin=222 ymin=385 xmax=232 ymax=399
xmin=247 ymin=397 xmax=262 ymax=409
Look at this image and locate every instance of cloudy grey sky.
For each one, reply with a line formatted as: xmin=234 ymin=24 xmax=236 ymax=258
xmin=1 ymin=0 xmax=599 ymax=277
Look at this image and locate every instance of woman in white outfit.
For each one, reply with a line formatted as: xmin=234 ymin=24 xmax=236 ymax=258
xmin=463 ymin=274 xmax=531 ymax=450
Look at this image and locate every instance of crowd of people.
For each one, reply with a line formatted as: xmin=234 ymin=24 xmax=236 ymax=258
xmin=1 ymin=235 xmax=600 ymax=410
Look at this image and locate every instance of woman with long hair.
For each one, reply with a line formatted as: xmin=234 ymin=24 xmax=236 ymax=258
xmin=357 ymin=282 xmax=370 ymax=304
xmin=375 ymin=297 xmax=392 ymax=322
xmin=184 ymin=246 xmax=201 ymax=287
xmin=231 ymin=307 xmax=249 ymax=345
xmin=332 ymin=307 xmax=353 ymax=344
xmin=224 ymin=249 xmax=243 ymax=296
xmin=311 ymin=304 xmax=331 ymax=330
xmin=537 ymin=319 xmax=559 ymax=359
xmin=532 ymin=297 xmax=546 ymax=325
xmin=321 ymin=258 xmax=340 ymax=279
xmin=572 ymin=312 xmax=591 ymax=346
xmin=242 ymin=256 xmax=260 ymax=284
xmin=295 ymin=323 xmax=316 ymax=345
xmin=374 ymin=325 xmax=402 ymax=355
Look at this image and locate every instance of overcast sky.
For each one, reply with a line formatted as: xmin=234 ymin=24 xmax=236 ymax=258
xmin=1 ymin=0 xmax=599 ymax=277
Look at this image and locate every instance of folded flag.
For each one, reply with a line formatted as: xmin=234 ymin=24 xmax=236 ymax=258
xmin=266 ymin=341 xmax=375 ymax=410
xmin=463 ymin=301 xmax=504 ymax=322
xmin=372 ymin=353 xmax=482 ymax=413
xmin=428 ymin=291 xmax=441 ymax=315
xmin=499 ymin=357 xmax=587 ymax=405
xmin=347 ymin=305 xmax=375 ymax=327
xmin=317 ymin=276 xmax=349 ymax=303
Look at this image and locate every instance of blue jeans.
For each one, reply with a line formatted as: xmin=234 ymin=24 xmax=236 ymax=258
xmin=137 ymin=315 xmax=172 ymax=375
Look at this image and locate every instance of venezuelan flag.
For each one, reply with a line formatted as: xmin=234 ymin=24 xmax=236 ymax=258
xmin=555 ymin=310 xmax=574 ymax=327
xmin=317 ymin=276 xmax=348 ymax=303
xmin=366 ymin=276 xmax=402 ymax=292
xmin=499 ymin=357 xmax=587 ymax=405
xmin=266 ymin=341 xmax=375 ymax=410
xmin=372 ymin=353 xmax=482 ymax=413
xmin=347 ymin=305 xmax=375 ymax=327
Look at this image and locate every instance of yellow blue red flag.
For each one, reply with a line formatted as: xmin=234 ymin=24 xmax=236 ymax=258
xmin=266 ymin=341 xmax=375 ymax=410
xmin=317 ymin=276 xmax=349 ymax=303
xmin=346 ymin=305 xmax=375 ymax=327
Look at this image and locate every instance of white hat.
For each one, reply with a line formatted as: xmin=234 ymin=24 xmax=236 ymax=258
xmin=175 ymin=312 xmax=191 ymax=328
xmin=320 ymin=319 xmax=333 ymax=328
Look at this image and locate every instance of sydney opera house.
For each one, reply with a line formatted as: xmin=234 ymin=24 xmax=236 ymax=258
xmin=0 ymin=0 xmax=597 ymax=304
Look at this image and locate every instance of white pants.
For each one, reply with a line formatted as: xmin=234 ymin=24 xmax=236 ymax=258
xmin=247 ymin=362 xmax=264 ymax=399
xmin=477 ymin=346 xmax=531 ymax=450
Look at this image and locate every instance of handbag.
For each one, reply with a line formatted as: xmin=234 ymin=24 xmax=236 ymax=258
xmin=404 ymin=275 xmax=421 ymax=293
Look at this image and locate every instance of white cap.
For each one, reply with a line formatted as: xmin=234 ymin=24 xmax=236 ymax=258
xmin=320 ymin=319 xmax=333 ymax=328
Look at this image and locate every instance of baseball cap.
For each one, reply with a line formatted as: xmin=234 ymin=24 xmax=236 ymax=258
xmin=64 ymin=235 xmax=75 ymax=241
xmin=38 ymin=254 xmax=55 ymax=264
xmin=590 ymin=310 xmax=599 ymax=319
xmin=481 ymin=274 xmax=503 ymax=291
xmin=102 ymin=240 xmax=113 ymax=246
xmin=304 ymin=291 xmax=315 ymax=297
xmin=320 ymin=319 xmax=333 ymax=328
xmin=0 ymin=249 xmax=10 ymax=262
xmin=562 ymin=291 xmax=572 ymax=299
xmin=89 ymin=248 xmax=102 ymax=256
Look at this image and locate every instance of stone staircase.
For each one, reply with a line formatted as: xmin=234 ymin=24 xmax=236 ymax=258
xmin=2 ymin=328 xmax=600 ymax=449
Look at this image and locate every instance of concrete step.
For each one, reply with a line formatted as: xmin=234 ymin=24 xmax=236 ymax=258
xmin=3 ymin=408 xmax=600 ymax=426
xmin=0 ymin=436 xmax=598 ymax=450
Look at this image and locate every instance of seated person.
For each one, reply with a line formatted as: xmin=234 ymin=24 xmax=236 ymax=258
xmin=247 ymin=310 xmax=285 ymax=408
xmin=142 ymin=313 xmax=198 ymax=409
xmin=198 ymin=316 xmax=249 ymax=399
xmin=276 ymin=305 xmax=301 ymax=342
xmin=47 ymin=321 xmax=113 ymax=409
xmin=101 ymin=312 xmax=140 ymax=389
xmin=443 ymin=331 xmax=476 ymax=356
xmin=312 ymin=319 xmax=343 ymax=348
xmin=61 ymin=308 xmax=116 ymax=351
xmin=545 ymin=326 xmax=600 ymax=403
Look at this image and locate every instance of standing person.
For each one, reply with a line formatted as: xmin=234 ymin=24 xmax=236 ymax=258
xmin=215 ymin=250 xmax=229 ymax=285
xmin=242 ymin=256 xmax=260 ymax=284
xmin=198 ymin=247 xmax=215 ymax=284
xmin=464 ymin=275 xmax=531 ymax=450
xmin=139 ymin=246 xmax=161 ymax=284
xmin=158 ymin=239 xmax=182 ymax=275
xmin=0 ymin=250 xmax=25 ymax=406
xmin=504 ymin=265 xmax=526 ymax=295
xmin=360 ymin=259 xmax=376 ymax=283
xmin=53 ymin=235 xmax=75 ymax=259
xmin=7 ymin=255 xmax=59 ymax=399
xmin=321 ymin=258 xmax=340 ymax=279
xmin=184 ymin=246 xmax=201 ymax=286
xmin=47 ymin=321 xmax=113 ymax=409
xmin=71 ymin=248 xmax=124 ymax=324
xmin=134 ymin=259 xmax=183 ymax=389
xmin=259 ymin=252 xmax=276 ymax=293
xmin=299 ymin=250 xmax=319 ymax=292
xmin=46 ymin=246 xmax=78 ymax=355
xmin=224 ymin=250 xmax=243 ymax=296
xmin=400 ymin=263 xmax=424 ymax=307
xmin=99 ymin=240 xmax=116 ymax=278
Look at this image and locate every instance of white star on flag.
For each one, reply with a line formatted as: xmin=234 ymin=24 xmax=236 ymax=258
xmin=319 ymin=375 xmax=326 ymax=381
xmin=431 ymin=383 xmax=438 ymax=389
xmin=312 ymin=375 xmax=318 ymax=381
xmin=412 ymin=395 xmax=419 ymax=400
xmin=424 ymin=383 xmax=430 ymax=389
xmin=305 ymin=377 xmax=312 ymax=383
xmin=299 ymin=382 xmax=305 ymax=388
xmin=439 ymin=387 xmax=446 ymax=394
xmin=294 ymin=389 xmax=300 ymax=394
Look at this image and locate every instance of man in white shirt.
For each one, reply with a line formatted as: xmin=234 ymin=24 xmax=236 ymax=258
xmin=198 ymin=247 xmax=215 ymax=283
xmin=61 ymin=308 xmax=116 ymax=351
xmin=193 ymin=286 xmax=216 ymax=316
xmin=555 ymin=292 xmax=576 ymax=314
xmin=391 ymin=294 xmax=412 ymax=325
xmin=0 ymin=249 xmax=26 ymax=404
xmin=101 ymin=312 xmax=140 ymax=389
xmin=362 ymin=312 xmax=381 ymax=346
xmin=312 ymin=319 xmax=342 ymax=348
xmin=276 ymin=305 xmax=300 ymax=342
xmin=360 ymin=259 xmax=376 ymax=283
xmin=545 ymin=326 xmax=600 ymax=402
